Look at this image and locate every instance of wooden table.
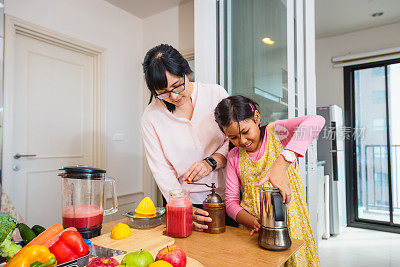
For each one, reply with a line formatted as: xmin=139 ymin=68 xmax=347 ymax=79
xmin=102 ymin=220 xmax=304 ymax=267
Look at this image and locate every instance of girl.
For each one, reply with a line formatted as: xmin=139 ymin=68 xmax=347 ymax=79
xmin=214 ymin=95 xmax=324 ymax=266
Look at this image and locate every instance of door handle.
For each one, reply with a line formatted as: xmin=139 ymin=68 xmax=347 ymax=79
xmin=13 ymin=153 xmax=37 ymax=159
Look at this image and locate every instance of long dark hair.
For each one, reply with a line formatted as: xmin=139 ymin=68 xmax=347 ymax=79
xmin=214 ymin=95 xmax=260 ymax=133
xmin=142 ymin=44 xmax=192 ymax=112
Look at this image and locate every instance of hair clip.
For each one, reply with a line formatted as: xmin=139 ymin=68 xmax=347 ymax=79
xmin=249 ymin=103 xmax=255 ymax=112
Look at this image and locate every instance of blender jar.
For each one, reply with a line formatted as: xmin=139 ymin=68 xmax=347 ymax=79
xmin=59 ymin=166 xmax=118 ymax=238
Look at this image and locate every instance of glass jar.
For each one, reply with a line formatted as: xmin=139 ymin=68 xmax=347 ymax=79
xmin=166 ymin=189 xmax=192 ymax=237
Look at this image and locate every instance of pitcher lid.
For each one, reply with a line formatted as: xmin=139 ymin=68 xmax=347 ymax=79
xmin=60 ymin=165 xmax=106 ymax=173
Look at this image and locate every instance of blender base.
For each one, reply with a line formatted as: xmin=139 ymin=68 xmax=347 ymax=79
xmin=79 ymin=226 xmax=102 ymax=239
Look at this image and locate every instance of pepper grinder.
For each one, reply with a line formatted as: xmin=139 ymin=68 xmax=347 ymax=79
xmin=188 ymin=182 xmax=226 ymax=234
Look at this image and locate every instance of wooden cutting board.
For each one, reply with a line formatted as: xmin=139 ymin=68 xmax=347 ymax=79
xmin=90 ymin=225 xmax=174 ymax=259
xmin=96 ymin=221 xmax=204 ymax=267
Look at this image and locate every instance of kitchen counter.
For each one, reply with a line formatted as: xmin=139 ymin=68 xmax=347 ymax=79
xmin=101 ymin=219 xmax=304 ymax=266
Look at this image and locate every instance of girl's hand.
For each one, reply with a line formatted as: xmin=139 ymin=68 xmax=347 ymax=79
xmin=192 ymin=206 xmax=212 ymax=231
xmin=183 ymin=160 xmax=212 ymax=183
xmin=256 ymin=155 xmax=292 ymax=204
xmin=250 ymin=216 xmax=261 ymax=236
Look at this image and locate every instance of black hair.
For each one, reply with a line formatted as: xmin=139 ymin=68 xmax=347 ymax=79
xmin=142 ymin=44 xmax=192 ymax=112
xmin=214 ymin=95 xmax=260 ymax=133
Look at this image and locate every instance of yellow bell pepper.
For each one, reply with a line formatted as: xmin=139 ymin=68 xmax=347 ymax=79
xmin=110 ymin=223 xmax=131 ymax=240
xmin=6 ymin=245 xmax=57 ymax=267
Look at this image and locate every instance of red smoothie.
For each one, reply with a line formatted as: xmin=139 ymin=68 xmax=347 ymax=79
xmin=62 ymin=205 xmax=103 ymax=230
xmin=166 ymin=194 xmax=192 ymax=237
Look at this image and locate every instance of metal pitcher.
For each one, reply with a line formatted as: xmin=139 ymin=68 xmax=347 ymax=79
xmin=258 ymin=187 xmax=292 ymax=251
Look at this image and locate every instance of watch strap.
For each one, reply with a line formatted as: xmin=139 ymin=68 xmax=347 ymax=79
xmin=204 ymin=157 xmax=217 ymax=171
xmin=280 ymin=149 xmax=296 ymax=163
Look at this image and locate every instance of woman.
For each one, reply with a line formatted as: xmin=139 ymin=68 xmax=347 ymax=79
xmin=141 ymin=44 xmax=229 ymax=231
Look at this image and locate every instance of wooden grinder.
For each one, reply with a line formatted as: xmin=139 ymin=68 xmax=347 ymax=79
xmin=203 ymin=183 xmax=225 ymax=234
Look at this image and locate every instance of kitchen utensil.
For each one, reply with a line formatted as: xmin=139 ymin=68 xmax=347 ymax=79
xmin=123 ymin=207 xmax=165 ymax=229
xmin=56 ymin=253 xmax=90 ymax=267
xmin=166 ymin=189 xmax=192 ymax=237
xmin=188 ymin=182 xmax=226 ymax=234
xmin=59 ymin=166 xmax=118 ymax=239
xmin=84 ymin=238 xmax=127 ymax=258
xmin=258 ymin=187 xmax=292 ymax=251
xmin=90 ymin=245 xmax=126 ymax=258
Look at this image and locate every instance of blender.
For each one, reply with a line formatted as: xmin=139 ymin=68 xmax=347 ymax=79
xmin=59 ymin=166 xmax=118 ymax=239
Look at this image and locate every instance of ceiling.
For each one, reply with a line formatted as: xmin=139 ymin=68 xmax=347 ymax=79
xmin=105 ymin=0 xmax=400 ymax=38
xmin=316 ymin=0 xmax=400 ymax=38
xmin=105 ymin=0 xmax=191 ymax=19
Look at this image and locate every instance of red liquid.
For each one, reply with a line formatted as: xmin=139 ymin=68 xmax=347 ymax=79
xmin=62 ymin=205 xmax=103 ymax=230
xmin=166 ymin=196 xmax=192 ymax=237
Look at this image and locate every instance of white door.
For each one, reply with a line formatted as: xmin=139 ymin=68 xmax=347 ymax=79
xmin=3 ymin=26 xmax=96 ymax=227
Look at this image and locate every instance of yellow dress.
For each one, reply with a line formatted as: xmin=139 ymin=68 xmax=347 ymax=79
xmin=238 ymin=122 xmax=320 ymax=266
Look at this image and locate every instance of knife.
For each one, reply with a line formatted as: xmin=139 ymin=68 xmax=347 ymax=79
xmin=84 ymin=239 xmax=127 ymax=258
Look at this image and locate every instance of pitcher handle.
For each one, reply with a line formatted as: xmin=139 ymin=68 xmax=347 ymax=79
xmin=271 ymin=192 xmax=285 ymax=222
xmin=104 ymin=177 xmax=118 ymax=216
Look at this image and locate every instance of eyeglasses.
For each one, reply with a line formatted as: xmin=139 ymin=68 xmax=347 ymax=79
xmin=155 ymin=76 xmax=185 ymax=100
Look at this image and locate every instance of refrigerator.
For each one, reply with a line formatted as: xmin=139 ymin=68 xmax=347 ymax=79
xmin=317 ymin=105 xmax=347 ymax=236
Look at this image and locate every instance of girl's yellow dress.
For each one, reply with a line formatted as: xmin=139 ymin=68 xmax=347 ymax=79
xmin=238 ymin=122 xmax=320 ymax=266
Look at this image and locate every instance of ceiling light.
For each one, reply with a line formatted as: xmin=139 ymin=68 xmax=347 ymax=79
xmin=372 ymin=12 xmax=384 ymax=17
xmin=262 ymin=37 xmax=275 ymax=45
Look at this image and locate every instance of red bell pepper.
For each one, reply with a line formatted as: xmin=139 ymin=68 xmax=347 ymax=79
xmin=49 ymin=229 xmax=88 ymax=264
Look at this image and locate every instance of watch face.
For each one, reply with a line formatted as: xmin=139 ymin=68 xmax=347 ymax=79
xmin=206 ymin=157 xmax=217 ymax=169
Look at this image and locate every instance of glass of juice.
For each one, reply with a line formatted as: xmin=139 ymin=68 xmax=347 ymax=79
xmin=166 ymin=189 xmax=192 ymax=237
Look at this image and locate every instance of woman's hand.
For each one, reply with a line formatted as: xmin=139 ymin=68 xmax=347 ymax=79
xmin=183 ymin=160 xmax=212 ymax=183
xmin=256 ymin=155 xmax=292 ymax=204
xmin=250 ymin=216 xmax=261 ymax=236
xmin=192 ymin=206 xmax=212 ymax=231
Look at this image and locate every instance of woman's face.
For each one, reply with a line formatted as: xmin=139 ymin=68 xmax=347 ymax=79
xmin=223 ymin=111 xmax=262 ymax=153
xmin=155 ymin=71 xmax=192 ymax=107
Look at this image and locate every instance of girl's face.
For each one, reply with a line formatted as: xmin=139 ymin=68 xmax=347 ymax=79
xmin=155 ymin=71 xmax=192 ymax=107
xmin=223 ymin=111 xmax=262 ymax=153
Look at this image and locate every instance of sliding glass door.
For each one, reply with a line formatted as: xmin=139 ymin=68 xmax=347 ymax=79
xmin=218 ymin=0 xmax=319 ymax=235
xmin=220 ymin=0 xmax=292 ymax=123
xmin=345 ymin=59 xmax=400 ymax=232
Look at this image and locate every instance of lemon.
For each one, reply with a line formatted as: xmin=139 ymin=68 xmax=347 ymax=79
xmin=149 ymin=260 xmax=173 ymax=267
xmin=111 ymin=223 xmax=131 ymax=240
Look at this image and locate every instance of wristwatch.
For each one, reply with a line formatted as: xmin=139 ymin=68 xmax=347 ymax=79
xmin=280 ymin=149 xmax=296 ymax=163
xmin=204 ymin=157 xmax=217 ymax=171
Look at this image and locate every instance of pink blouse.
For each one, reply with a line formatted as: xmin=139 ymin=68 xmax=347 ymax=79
xmin=225 ymin=115 xmax=325 ymax=220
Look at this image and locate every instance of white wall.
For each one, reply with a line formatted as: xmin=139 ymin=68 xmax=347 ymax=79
xmin=194 ymin=0 xmax=217 ymax=84
xmin=5 ymin=0 xmax=146 ymax=214
xmin=143 ymin=7 xmax=180 ymax=53
xmin=179 ymin=0 xmax=195 ymax=52
xmin=316 ymin=22 xmax=400 ymax=109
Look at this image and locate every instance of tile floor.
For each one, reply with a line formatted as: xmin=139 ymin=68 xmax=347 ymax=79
xmin=319 ymin=227 xmax=400 ymax=267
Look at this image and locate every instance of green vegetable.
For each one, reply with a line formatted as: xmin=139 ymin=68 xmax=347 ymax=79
xmin=18 ymin=223 xmax=37 ymax=243
xmin=0 ymin=213 xmax=22 ymax=259
xmin=30 ymin=258 xmax=57 ymax=267
xmin=31 ymin=225 xmax=46 ymax=236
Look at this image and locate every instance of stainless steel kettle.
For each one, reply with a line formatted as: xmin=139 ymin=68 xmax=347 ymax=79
xmin=258 ymin=187 xmax=292 ymax=251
